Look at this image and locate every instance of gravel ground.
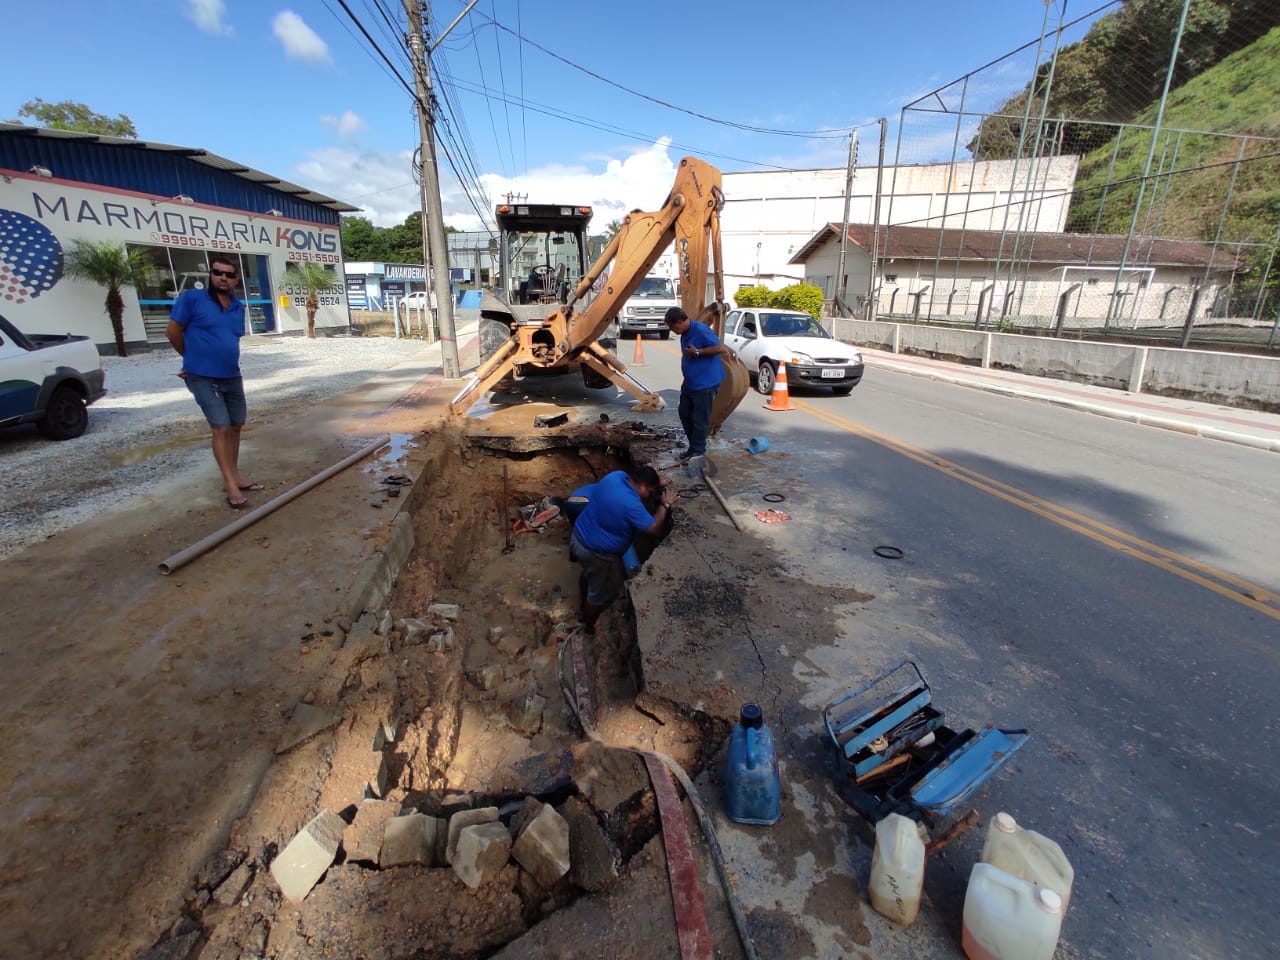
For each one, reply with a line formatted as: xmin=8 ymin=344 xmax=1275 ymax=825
xmin=0 ymin=335 xmax=437 ymax=561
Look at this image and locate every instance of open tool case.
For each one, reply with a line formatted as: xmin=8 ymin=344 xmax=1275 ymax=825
xmin=822 ymin=660 xmax=1028 ymax=827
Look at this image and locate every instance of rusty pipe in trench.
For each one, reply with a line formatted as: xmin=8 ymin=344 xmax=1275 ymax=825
xmin=158 ymin=435 xmax=391 ymax=575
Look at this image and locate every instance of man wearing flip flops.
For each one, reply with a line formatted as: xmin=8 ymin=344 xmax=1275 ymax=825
xmin=166 ymin=255 xmax=263 ymax=509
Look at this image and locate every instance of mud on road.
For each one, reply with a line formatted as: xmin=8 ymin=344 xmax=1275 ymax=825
xmin=0 ymin=367 xmax=883 ymax=960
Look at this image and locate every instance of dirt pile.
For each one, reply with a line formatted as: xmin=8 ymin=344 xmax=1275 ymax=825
xmin=148 ymin=423 xmax=743 ymax=959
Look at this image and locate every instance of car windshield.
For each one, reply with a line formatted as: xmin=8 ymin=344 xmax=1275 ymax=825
xmin=762 ymin=313 xmax=829 ymax=338
xmin=632 ymin=277 xmax=675 ymax=298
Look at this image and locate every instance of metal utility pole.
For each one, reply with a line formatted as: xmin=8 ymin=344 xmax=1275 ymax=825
xmin=405 ymin=0 xmax=467 ymax=379
xmin=834 ymin=130 xmax=858 ymax=317
xmin=866 ymin=118 xmax=888 ymax=321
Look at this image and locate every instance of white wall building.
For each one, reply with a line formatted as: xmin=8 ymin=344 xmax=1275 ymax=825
xmin=720 ymin=156 xmax=1079 ymax=298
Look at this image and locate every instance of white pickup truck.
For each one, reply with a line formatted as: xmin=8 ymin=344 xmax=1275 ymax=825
xmin=0 ymin=315 xmax=106 ymax=440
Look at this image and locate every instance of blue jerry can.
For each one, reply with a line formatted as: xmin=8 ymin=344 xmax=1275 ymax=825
xmin=725 ymin=703 xmax=781 ymax=825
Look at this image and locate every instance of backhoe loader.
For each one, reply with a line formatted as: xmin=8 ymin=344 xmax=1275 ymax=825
xmin=449 ymin=157 xmax=749 ymax=434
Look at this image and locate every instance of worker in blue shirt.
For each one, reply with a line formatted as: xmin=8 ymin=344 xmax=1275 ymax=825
xmin=570 ymin=465 xmax=676 ymax=628
xmin=664 ymin=306 xmax=725 ymax=461
xmin=166 ymin=255 xmax=262 ymax=509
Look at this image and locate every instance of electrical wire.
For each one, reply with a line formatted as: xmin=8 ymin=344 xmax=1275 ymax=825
xmin=475 ymin=12 xmax=847 ymax=140
xmin=327 ymin=0 xmax=417 ymax=102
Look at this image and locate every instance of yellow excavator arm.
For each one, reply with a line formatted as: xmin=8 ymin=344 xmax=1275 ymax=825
xmin=449 ymin=157 xmax=749 ymax=431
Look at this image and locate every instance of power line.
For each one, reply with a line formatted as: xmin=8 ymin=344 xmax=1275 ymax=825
xmin=328 ymin=0 xmax=417 ymax=102
xmin=476 ymin=13 xmax=848 ymax=140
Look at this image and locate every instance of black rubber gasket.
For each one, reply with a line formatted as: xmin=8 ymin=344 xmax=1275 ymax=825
xmin=762 ymin=492 xmax=786 ymax=503
xmin=873 ymin=545 xmax=905 ymax=560
xmin=678 ymin=487 xmax=703 ymax=498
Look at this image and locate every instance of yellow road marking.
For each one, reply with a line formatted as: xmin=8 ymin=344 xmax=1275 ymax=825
xmin=794 ymin=398 xmax=1280 ymax=623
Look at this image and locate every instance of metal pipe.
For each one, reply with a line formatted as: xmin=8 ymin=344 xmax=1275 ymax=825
xmin=702 ymin=475 xmax=743 ymax=532
xmin=159 ymin=435 xmax=391 ymax=575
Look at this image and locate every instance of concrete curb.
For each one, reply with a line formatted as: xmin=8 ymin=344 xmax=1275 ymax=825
xmin=867 ymin=359 xmax=1280 ymax=455
xmin=342 ymin=511 xmax=416 ymax=620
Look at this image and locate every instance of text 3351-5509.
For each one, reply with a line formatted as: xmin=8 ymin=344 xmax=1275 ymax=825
xmin=287 ymin=250 xmax=341 ymax=263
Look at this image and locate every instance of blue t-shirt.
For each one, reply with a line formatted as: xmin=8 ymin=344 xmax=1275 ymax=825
xmin=680 ymin=320 xmax=725 ymax=391
xmin=573 ymin=471 xmax=656 ymax=555
xmin=171 ymin=288 xmax=246 ymax=378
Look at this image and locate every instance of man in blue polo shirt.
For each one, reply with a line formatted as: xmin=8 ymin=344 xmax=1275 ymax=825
xmin=571 ymin=465 xmax=676 ymax=628
xmin=664 ymin=306 xmax=725 ymax=461
xmin=166 ymin=255 xmax=262 ymax=509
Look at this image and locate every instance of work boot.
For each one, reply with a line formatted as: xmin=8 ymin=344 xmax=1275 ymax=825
xmin=677 ymin=448 xmax=693 ymax=461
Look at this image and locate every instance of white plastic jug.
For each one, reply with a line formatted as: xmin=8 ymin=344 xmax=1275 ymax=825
xmin=869 ymin=812 xmax=926 ymax=925
xmin=981 ymin=812 xmax=1074 ymax=913
xmin=962 ymin=862 xmax=1063 ymax=960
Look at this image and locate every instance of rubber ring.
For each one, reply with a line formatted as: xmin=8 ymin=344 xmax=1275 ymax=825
xmin=762 ymin=493 xmax=786 ymax=503
xmin=873 ymin=545 xmax=905 ymax=560
xmin=678 ymin=487 xmax=702 ymax=498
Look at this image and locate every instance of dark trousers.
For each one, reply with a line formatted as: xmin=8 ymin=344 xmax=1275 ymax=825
xmin=678 ymin=383 xmax=719 ymax=456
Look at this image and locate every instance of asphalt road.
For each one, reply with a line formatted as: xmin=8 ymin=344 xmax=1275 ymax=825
xmin=628 ymin=337 xmax=1279 ymax=960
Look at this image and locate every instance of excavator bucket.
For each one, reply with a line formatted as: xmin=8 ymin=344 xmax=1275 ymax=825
xmin=711 ymin=350 xmax=750 ymax=435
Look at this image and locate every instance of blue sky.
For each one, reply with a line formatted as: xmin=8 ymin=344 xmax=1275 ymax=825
xmin=2 ymin=1 xmax=1112 ymax=230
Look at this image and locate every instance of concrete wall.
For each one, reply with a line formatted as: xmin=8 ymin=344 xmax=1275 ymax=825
xmin=829 ymin=317 xmax=1280 ymax=410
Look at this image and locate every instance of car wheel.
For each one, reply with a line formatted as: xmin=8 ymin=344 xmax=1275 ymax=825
xmin=38 ymin=384 xmax=88 ymax=440
xmin=832 ymin=386 xmax=853 ymax=396
xmin=659 ymin=331 xmax=670 ymax=341
xmin=756 ymin=360 xmax=776 ymax=396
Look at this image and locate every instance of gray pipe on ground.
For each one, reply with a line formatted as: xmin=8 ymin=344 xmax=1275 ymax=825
xmin=158 ymin=435 xmax=391 ymax=575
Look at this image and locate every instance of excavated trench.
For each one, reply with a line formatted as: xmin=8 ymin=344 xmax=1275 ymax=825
xmin=165 ymin=422 xmax=738 ymax=960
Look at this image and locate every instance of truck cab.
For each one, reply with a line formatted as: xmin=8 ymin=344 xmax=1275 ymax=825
xmin=615 ymin=273 xmax=679 ymax=339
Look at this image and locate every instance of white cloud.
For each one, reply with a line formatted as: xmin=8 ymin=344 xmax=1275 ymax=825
xmin=294 ymin=139 xmax=683 ymax=234
xmin=321 ymin=110 xmax=365 ymax=139
xmin=185 ymin=0 xmax=232 ymax=36
xmin=272 ymin=10 xmax=331 ymax=64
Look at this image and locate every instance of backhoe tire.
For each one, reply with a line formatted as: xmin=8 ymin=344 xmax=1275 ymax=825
xmin=756 ymin=360 xmax=776 ymax=396
xmin=38 ymin=385 xmax=89 ymax=440
xmin=479 ymin=318 xmax=513 ymax=361
xmin=581 ymin=365 xmax=611 ymax=390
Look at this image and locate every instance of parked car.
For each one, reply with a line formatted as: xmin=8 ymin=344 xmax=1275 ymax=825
xmin=723 ymin=309 xmax=865 ymax=396
xmin=0 ymin=314 xmax=106 ymax=440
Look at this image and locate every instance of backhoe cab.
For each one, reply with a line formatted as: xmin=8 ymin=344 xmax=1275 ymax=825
xmin=450 ymin=156 xmax=749 ymax=435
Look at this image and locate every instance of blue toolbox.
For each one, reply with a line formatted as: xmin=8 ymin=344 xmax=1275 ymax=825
xmin=822 ymin=660 xmax=1028 ymax=827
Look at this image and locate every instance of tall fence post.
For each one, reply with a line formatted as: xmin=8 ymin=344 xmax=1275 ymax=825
xmin=1179 ymin=285 xmax=1204 ymax=349
xmin=1054 ymin=283 xmax=1081 ymax=337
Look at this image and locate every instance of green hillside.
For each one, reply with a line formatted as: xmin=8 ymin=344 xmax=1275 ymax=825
xmin=1064 ymin=26 xmax=1280 ymax=253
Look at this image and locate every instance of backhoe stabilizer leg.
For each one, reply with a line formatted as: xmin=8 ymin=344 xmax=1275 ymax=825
xmin=449 ymin=341 xmax=518 ymax=416
xmin=580 ymin=350 xmax=664 ymax=412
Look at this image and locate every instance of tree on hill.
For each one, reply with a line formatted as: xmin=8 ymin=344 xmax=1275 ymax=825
xmin=10 ymin=98 xmax=137 ymax=138
xmin=968 ymin=0 xmax=1280 ymax=160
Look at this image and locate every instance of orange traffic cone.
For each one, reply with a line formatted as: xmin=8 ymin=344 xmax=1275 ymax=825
xmin=631 ymin=334 xmax=646 ymax=366
xmin=763 ymin=362 xmax=794 ymax=411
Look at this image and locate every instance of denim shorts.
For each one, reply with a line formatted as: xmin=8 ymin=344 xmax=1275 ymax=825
xmin=184 ymin=373 xmax=247 ymax=429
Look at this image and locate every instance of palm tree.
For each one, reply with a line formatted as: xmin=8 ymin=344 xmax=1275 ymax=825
xmin=280 ymin=263 xmax=343 ymax=338
xmin=62 ymin=240 xmax=156 ymax=357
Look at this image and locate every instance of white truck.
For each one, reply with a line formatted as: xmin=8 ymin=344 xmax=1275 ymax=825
xmin=0 ymin=314 xmax=106 ymax=440
xmin=613 ymin=259 xmax=680 ymax=339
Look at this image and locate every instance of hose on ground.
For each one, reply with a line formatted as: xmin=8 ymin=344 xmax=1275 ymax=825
xmin=556 ymin=636 xmax=761 ymax=960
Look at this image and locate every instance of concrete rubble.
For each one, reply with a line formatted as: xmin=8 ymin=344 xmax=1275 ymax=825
xmin=380 ymin=812 xmax=442 ymax=868
xmin=511 ymin=803 xmax=571 ymax=888
xmin=452 ymin=821 xmax=513 ymax=889
xmin=270 ymin=809 xmax=346 ymax=903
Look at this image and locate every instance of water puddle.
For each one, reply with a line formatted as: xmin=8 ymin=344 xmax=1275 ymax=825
xmin=107 ymin=432 xmax=209 ymax=467
xmin=360 ymin=433 xmax=419 ymax=475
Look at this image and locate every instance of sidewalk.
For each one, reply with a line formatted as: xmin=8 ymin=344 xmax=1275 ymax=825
xmin=861 ymin=346 xmax=1280 ymax=454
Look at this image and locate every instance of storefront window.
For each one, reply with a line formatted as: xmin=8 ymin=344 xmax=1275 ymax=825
xmin=127 ymin=245 xmax=274 ymax=342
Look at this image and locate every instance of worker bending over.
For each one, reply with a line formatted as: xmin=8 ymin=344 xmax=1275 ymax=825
xmin=569 ymin=465 xmax=676 ymax=629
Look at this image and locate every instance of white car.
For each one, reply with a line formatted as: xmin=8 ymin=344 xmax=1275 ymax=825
xmin=724 ymin=309 xmax=865 ymax=396
xmin=0 ymin=314 xmax=106 ymax=440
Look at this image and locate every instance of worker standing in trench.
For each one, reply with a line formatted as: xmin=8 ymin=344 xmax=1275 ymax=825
xmin=564 ymin=465 xmax=676 ymax=629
